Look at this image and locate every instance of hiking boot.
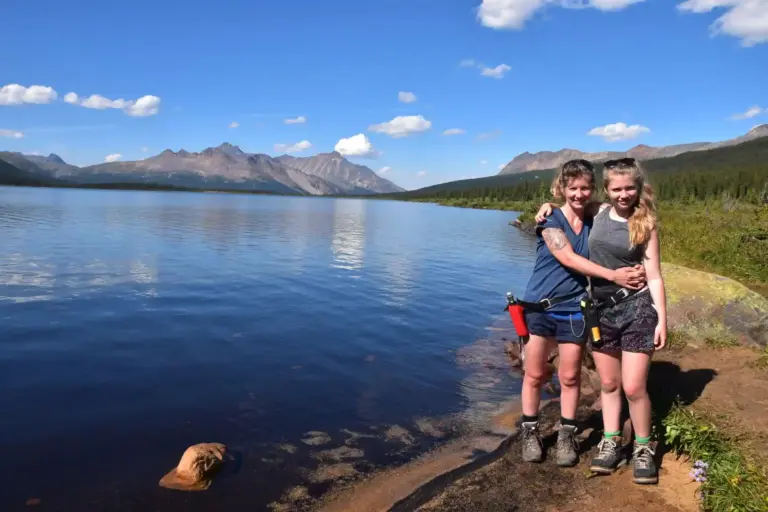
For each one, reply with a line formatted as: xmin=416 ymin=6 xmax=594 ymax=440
xmin=521 ymin=421 xmax=543 ymax=462
xmin=590 ymin=436 xmax=625 ymax=474
xmin=556 ymin=424 xmax=580 ymax=467
xmin=632 ymin=442 xmax=658 ymax=484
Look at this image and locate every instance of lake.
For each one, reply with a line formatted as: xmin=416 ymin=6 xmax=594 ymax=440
xmin=0 ymin=187 xmax=536 ymax=511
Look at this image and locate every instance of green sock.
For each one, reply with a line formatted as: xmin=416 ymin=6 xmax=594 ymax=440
xmin=604 ymin=430 xmax=621 ymax=439
xmin=635 ymin=435 xmax=651 ymax=445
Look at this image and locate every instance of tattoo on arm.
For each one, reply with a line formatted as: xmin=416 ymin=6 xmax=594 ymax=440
xmin=542 ymin=228 xmax=568 ymax=252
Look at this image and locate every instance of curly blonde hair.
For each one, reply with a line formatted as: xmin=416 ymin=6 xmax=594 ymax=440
xmin=550 ymin=159 xmax=596 ymax=200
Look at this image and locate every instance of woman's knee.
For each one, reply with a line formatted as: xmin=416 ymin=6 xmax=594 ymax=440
xmin=558 ymin=368 xmax=581 ymax=388
xmin=524 ymin=367 xmax=549 ymax=387
xmin=624 ymin=382 xmax=648 ymax=402
xmin=600 ymin=376 xmax=621 ymax=394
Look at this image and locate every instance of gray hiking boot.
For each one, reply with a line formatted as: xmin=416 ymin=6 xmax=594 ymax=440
xmin=632 ymin=442 xmax=659 ymax=484
xmin=590 ymin=436 xmax=625 ymax=474
xmin=521 ymin=421 xmax=543 ymax=462
xmin=556 ymin=424 xmax=580 ymax=467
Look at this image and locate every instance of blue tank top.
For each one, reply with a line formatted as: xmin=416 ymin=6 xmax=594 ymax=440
xmin=522 ymin=208 xmax=591 ymax=313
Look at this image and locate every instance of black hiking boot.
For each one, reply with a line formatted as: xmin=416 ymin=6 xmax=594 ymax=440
xmin=521 ymin=421 xmax=543 ymax=462
xmin=555 ymin=423 xmax=580 ymax=467
xmin=590 ymin=436 xmax=626 ymax=474
xmin=632 ymin=442 xmax=659 ymax=484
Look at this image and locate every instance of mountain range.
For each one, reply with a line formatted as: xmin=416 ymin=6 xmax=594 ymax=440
xmin=0 ymin=143 xmax=403 ymax=195
xmin=499 ymin=124 xmax=768 ymax=174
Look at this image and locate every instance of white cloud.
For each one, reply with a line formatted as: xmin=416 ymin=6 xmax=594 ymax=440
xmin=0 ymin=84 xmax=57 ymax=105
xmin=284 ymin=116 xmax=307 ymax=124
xmin=335 ymin=134 xmax=379 ymax=158
xmin=378 ymin=166 xmax=392 ymax=174
xmin=124 ymin=95 xmax=161 ymax=117
xmin=229 ymin=121 xmax=240 ymax=128
xmin=677 ymin=0 xmax=768 ymax=46
xmin=67 ymin=93 xmax=161 ymax=117
xmin=0 ymin=129 xmax=24 ymax=139
xmin=480 ymin=63 xmax=512 ymax=79
xmin=588 ymin=122 xmax=651 ymax=142
xmin=141 ymin=147 xmax=149 ymax=153
xmin=480 ymin=160 xmax=489 ymax=165
xmin=369 ymin=115 xmax=432 ymax=138
xmin=443 ymin=128 xmax=466 ymax=136
xmin=498 ymin=164 xmax=507 ymax=170
xmin=417 ymin=170 xmax=428 ymax=177
xmin=477 ymin=0 xmax=645 ymax=30
xmin=398 ymin=91 xmax=417 ymax=103
xmin=274 ymin=140 xmax=312 ymax=154
xmin=731 ymin=105 xmax=764 ymax=120
xmin=104 ymin=153 xmax=122 ymax=162
xmin=460 ymin=58 xmax=477 ymax=67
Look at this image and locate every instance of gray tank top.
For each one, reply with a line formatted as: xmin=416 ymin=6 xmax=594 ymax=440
xmin=588 ymin=207 xmax=646 ymax=301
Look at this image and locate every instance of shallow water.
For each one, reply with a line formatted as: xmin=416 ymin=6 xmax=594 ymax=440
xmin=0 ymin=187 xmax=536 ymax=511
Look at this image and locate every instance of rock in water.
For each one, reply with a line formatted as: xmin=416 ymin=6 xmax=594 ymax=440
xmin=159 ymin=443 xmax=227 ymax=491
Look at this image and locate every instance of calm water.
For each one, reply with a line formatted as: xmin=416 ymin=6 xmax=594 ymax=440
xmin=0 ymin=187 xmax=536 ymax=511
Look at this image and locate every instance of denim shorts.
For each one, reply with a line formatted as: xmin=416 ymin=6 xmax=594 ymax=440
xmin=524 ymin=310 xmax=587 ymax=344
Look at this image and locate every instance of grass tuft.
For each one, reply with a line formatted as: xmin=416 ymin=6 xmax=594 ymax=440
xmin=663 ymin=403 xmax=768 ymax=512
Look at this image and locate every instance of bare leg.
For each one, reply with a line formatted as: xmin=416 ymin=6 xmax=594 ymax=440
xmin=622 ymin=351 xmax=653 ymax=439
xmin=593 ymin=351 xmax=623 ymax=433
xmin=521 ymin=334 xmax=557 ymax=417
xmin=556 ymin=342 xmax=584 ymax=420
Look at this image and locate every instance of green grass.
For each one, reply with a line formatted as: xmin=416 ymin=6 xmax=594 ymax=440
xmin=664 ymin=404 xmax=768 ymax=512
xmin=748 ymin=348 xmax=768 ymax=371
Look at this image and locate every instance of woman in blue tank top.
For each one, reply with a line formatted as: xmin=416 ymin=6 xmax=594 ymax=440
xmin=517 ymin=160 xmax=646 ymax=468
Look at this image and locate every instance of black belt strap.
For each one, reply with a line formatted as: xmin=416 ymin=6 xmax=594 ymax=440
xmin=594 ymin=288 xmax=643 ymax=309
xmin=512 ymin=290 xmax=585 ymax=313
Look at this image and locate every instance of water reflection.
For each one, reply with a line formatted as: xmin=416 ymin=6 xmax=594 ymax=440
xmin=330 ymin=199 xmax=367 ymax=274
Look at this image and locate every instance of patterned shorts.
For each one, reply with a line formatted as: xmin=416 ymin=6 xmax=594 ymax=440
xmin=595 ymin=290 xmax=658 ymax=354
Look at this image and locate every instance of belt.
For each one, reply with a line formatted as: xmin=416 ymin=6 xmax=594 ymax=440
xmin=594 ymin=287 xmax=645 ymax=310
xmin=511 ymin=290 xmax=585 ymax=313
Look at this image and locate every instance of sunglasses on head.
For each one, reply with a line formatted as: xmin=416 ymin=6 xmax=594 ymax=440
xmin=604 ymin=157 xmax=636 ymax=169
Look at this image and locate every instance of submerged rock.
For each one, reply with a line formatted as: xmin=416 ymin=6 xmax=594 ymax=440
xmin=301 ymin=431 xmax=332 ymax=446
xmin=384 ymin=425 xmax=414 ymax=445
xmin=159 ymin=443 xmax=227 ymax=491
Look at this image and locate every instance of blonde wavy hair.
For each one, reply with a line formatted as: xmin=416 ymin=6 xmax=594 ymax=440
xmin=603 ymin=158 xmax=657 ymax=247
xmin=550 ymin=159 xmax=596 ymax=200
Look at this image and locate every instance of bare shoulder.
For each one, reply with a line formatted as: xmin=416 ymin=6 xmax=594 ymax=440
xmin=542 ymin=227 xmax=569 ymax=251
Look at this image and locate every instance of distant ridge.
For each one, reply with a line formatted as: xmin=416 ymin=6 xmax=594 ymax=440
xmin=499 ymin=124 xmax=768 ymax=174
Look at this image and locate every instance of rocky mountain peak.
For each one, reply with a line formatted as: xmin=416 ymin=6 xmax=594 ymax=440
xmin=47 ymin=153 xmax=65 ymax=164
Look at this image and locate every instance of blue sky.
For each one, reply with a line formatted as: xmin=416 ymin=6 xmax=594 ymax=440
xmin=1 ymin=0 xmax=766 ymax=190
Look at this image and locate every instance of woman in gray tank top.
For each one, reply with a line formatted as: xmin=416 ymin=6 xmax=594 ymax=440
xmin=535 ymin=158 xmax=668 ymax=485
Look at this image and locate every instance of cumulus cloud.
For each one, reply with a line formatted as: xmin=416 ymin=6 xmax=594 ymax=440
xmin=480 ymin=63 xmax=512 ymax=79
xmin=378 ymin=166 xmax=392 ymax=174
xmin=369 ymin=115 xmax=432 ymax=138
xmin=477 ymin=0 xmax=645 ymax=30
xmin=0 ymin=84 xmax=57 ymax=105
xmin=588 ymin=122 xmax=650 ymax=142
xmin=443 ymin=128 xmax=466 ymax=136
xmin=104 ymin=153 xmax=122 ymax=162
xmin=335 ymin=134 xmax=379 ymax=158
xmin=398 ymin=91 xmax=417 ymax=103
xmin=417 ymin=170 xmax=428 ymax=177
xmin=229 ymin=121 xmax=240 ymax=128
xmin=731 ymin=105 xmax=764 ymax=120
xmin=274 ymin=140 xmax=312 ymax=154
xmin=677 ymin=0 xmax=768 ymax=46
xmin=0 ymin=129 xmax=24 ymax=139
xmin=67 ymin=93 xmax=161 ymax=117
xmin=284 ymin=116 xmax=307 ymax=124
